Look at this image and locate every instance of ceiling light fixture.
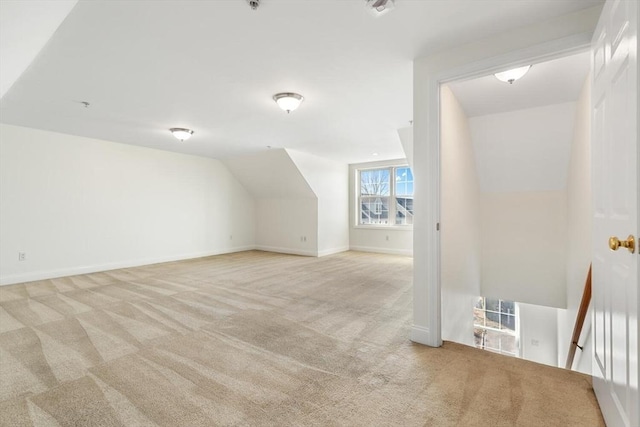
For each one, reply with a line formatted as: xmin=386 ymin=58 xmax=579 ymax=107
xmin=169 ymin=128 xmax=194 ymax=142
xmin=494 ymin=65 xmax=531 ymax=84
xmin=247 ymin=0 xmax=260 ymax=10
xmin=273 ymin=92 xmax=304 ymax=113
xmin=365 ymin=0 xmax=395 ymax=16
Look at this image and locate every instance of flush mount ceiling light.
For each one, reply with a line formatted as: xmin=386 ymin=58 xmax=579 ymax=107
xmin=365 ymin=0 xmax=395 ymax=16
xmin=273 ymin=92 xmax=304 ymax=113
xmin=169 ymin=128 xmax=194 ymax=142
xmin=494 ymin=65 xmax=531 ymax=84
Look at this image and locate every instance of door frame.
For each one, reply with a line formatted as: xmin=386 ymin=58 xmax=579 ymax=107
xmin=411 ymin=8 xmax=600 ymax=347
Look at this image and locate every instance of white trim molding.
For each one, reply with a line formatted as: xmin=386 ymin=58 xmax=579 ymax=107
xmin=349 ymin=245 xmax=412 ymax=257
xmin=317 ymin=246 xmax=350 ymax=257
xmin=410 ymin=325 xmax=431 ymax=344
xmin=254 ymin=245 xmax=318 ymax=257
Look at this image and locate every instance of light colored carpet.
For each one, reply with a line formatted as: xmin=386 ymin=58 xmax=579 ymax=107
xmin=0 ymin=250 xmax=603 ymax=426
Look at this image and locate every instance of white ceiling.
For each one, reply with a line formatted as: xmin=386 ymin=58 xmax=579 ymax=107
xmin=446 ymin=51 xmax=591 ymax=193
xmin=0 ymin=0 xmax=602 ymax=164
xmin=448 ymin=51 xmax=591 ymax=117
xmin=0 ymin=0 xmax=78 ymax=98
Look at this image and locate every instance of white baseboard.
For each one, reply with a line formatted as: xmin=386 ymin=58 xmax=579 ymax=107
xmin=1 ymin=244 xmax=409 ymax=285
xmin=349 ymin=245 xmax=413 ymax=257
xmin=254 ymin=245 xmax=317 ymax=257
xmin=317 ymin=246 xmax=349 ymax=257
xmin=0 ymin=245 xmax=256 ymax=286
xmin=410 ymin=325 xmax=434 ymax=346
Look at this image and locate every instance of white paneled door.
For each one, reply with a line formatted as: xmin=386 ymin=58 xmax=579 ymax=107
xmin=591 ymin=1 xmax=639 ymax=426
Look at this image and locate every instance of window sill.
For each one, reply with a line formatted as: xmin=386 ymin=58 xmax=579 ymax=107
xmin=353 ymin=225 xmax=413 ymax=231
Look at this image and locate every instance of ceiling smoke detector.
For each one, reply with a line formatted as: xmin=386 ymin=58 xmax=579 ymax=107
xmin=365 ymin=0 xmax=395 ymax=16
xmin=247 ymin=0 xmax=260 ymax=10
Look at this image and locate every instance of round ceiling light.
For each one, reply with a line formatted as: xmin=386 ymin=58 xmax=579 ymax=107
xmin=169 ymin=128 xmax=194 ymax=142
xmin=494 ymin=65 xmax=531 ymax=84
xmin=273 ymin=92 xmax=304 ymax=113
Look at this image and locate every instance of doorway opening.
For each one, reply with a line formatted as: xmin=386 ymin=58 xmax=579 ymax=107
xmin=439 ymin=51 xmax=593 ymax=372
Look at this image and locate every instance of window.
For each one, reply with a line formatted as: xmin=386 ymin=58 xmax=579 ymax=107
xmin=473 ymin=297 xmax=518 ymax=356
xmin=358 ymin=166 xmax=413 ymax=226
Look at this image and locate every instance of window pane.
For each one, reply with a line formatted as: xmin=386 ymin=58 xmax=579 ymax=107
xmin=396 ymin=183 xmax=406 ymax=195
xmin=360 ymin=196 xmax=389 ymax=225
xmin=474 ymin=328 xmax=486 ymax=348
xmin=500 ymin=300 xmax=515 ymax=315
xmin=395 ymin=197 xmax=414 ymax=225
xmin=500 ymin=314 xmax=516 ymax=331
xmin=473 ymin=308 xmax=485 ymax=326
xmin=394 ymin=167 xmax=414 ymax=196
xmin=361 ymin=169 xmax=390 ymax=196
xmin=500 ymin=334 xmax=517 ymax=355
xmin=482 ymin=329 xmax=502 ymax=352
xmin=473 ymin=296 xmax=517 ymax=357
xmin=485 ymin=298 xmax=500 ymax=312
xmin=485 ymin=311 xmax=500 ymax=328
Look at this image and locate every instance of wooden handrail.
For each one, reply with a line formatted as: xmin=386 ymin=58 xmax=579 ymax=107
xmin=565 ymin=264 xmax=592 ymax=370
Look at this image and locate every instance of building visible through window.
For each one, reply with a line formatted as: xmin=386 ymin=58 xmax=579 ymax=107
xmin=358 ymin=166 xmax=413 ymax=226
xmin=473 ymin=297 xmax=518 ymax=356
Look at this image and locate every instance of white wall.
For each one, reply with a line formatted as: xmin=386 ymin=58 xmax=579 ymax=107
xmin=0 ymin=124 xmax=255 ymax=285
xmin=440 ymin=86 xmax=482 ymax=346
xmin=481 ymin=190 xmax=567 ymax=308
xmin=469 ymin=102 xmax=576 ymax=193
xmin=348 ymin=159 xmax=413 ymax=256
xmin=288 ymin=150 xmax=349 ymax=256
xmin=255 ymin=198 xmax=318 ymax=256
xmin=518 ymin=302 xmax=559 ymax=367
xmin=223 ymin=149 xmax=319 ymax=256
xmin=224 ymin=148 xmax=348 ymax=257
xmin=560 ymin=75 xmax=592 ymax=374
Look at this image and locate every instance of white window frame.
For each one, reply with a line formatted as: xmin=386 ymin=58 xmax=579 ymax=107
xmin=356 ymin=164 xmax=414 ymax=229
xmin=473 ymin=297 xmax=520 ymax=357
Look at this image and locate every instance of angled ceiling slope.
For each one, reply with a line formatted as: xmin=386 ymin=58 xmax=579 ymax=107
xmin=0 ymin=0 xmax=78 ymax=99
xmin=223 ymin=149 xmax=315 ymax=199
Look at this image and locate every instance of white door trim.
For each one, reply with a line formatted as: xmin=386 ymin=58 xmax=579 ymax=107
xmin=411 ymin=7 xmax=601 ymax=347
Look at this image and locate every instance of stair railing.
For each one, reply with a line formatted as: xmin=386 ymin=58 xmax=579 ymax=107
xmin=565 ymin=264 xmax=592 ymax=370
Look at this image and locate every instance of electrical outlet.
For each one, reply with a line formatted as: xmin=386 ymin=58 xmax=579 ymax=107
xmin=386 ymin=235 xmax=390 ymax=241
xmin=531 ymin=339 xmax=539 ymax=347
xmin=18 ymin=252 xmax=26 ymax=261
xmin=303 ymin=236 xmax=307 ymax=242
xmin=229 ymin=234 xmax=233 ymax=240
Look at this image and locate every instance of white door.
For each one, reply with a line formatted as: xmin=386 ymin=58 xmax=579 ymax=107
xmin=591 ymin=1 xmax=638 ymax=426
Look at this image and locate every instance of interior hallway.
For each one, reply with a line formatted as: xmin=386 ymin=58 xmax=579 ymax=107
xmin=0 ymin=251 xmax=603 ymax=426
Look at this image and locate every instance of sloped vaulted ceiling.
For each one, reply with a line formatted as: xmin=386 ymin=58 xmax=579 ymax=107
xmin=0 ymin=0 xmax=602 ymax=163
xmin=0 ymin=0 xmax=78 ymax=98
xmin=223 ymin=149 xmax=315 ymax=199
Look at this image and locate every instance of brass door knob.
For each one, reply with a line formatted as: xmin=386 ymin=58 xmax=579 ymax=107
xmin=609 ymin=235 xmax=635 ymax=253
